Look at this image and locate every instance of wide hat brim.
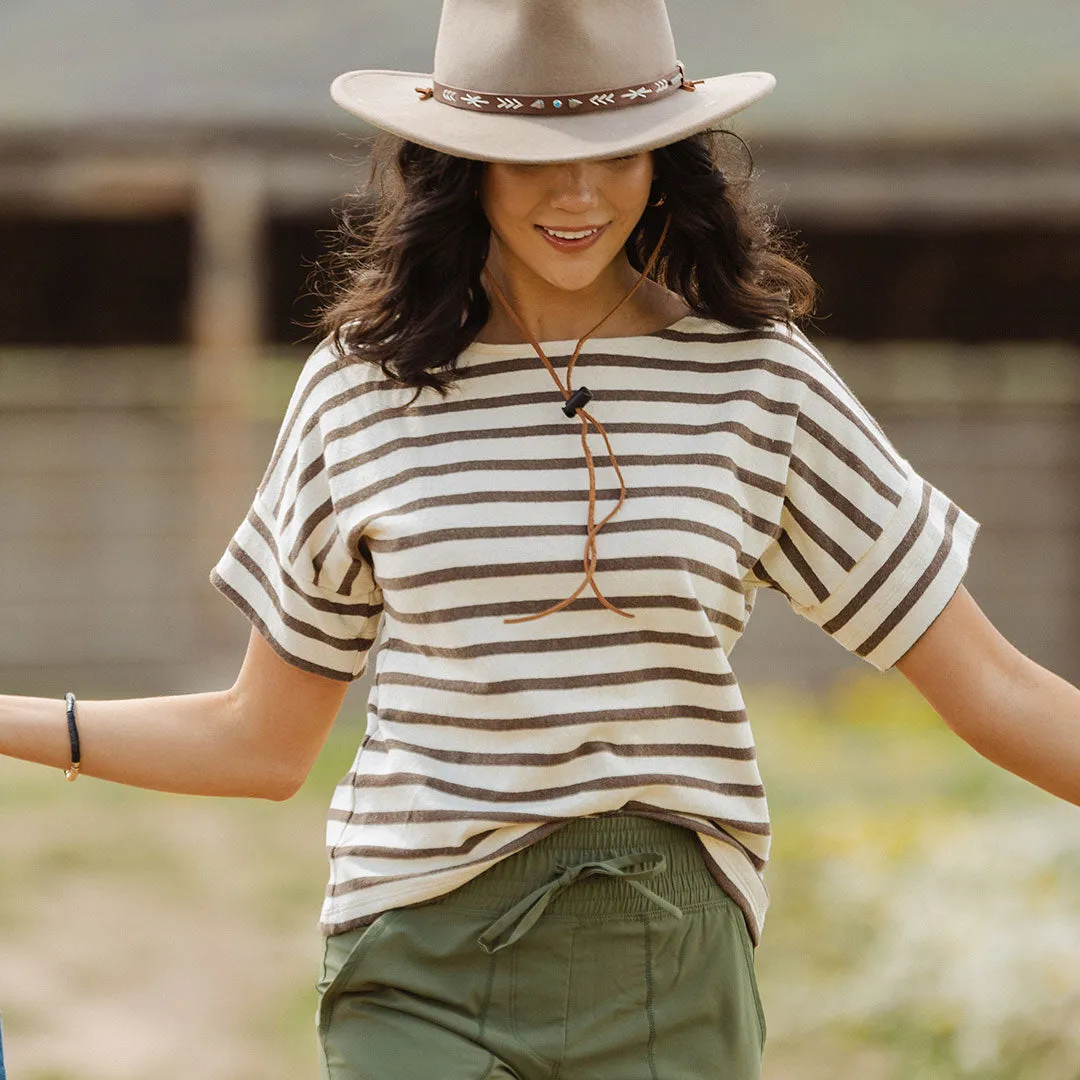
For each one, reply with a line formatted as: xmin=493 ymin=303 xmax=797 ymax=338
xmin=330 ymin=69 xmax=776 ymax=163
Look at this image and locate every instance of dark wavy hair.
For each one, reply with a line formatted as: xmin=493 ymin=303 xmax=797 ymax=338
xmin=307 ymin=129 xmax=817 ymax=403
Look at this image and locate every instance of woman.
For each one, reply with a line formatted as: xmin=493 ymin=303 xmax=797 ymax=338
xmin=4 ymin=1 xmax=1080 ymax=1077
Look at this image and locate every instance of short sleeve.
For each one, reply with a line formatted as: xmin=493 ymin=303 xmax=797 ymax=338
xmin=209 ymin=343 xmax=384 ymax=682
xmin=748 ymin=336 xmax=981 ymax=672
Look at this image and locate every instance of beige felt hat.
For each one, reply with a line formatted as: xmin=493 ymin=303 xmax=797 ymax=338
xmin=330 ymin=0 xmax=776 ymax=163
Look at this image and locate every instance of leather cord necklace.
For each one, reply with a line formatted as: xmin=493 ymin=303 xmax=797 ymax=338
xmin=481 ymin=211 xmax=673 ymax=624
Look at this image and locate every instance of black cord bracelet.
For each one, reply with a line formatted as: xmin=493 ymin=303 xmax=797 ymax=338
xmin=64 ymin=691 xmax=81 ymax=782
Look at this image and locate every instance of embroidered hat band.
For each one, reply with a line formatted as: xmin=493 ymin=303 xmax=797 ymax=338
xmin=416 ymin=64 xmax=697 ymax=116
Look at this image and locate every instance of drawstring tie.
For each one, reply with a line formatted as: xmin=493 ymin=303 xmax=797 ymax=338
xmin=477 ymin=850 xmax=684 ymax=954
xmin=482 ymin=211 xmax=673 ymax=624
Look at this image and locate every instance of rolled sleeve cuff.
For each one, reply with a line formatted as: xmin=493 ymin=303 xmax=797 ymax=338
xmin=798 ymin=469 xmax=982 ymax=672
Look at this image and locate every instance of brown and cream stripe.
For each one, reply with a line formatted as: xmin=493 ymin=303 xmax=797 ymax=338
xmin=210 ymin=316 xmax=980 ymax=944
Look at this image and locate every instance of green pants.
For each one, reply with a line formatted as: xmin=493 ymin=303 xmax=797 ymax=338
xmin=315 ymin=814 xmax=766 ymax=1079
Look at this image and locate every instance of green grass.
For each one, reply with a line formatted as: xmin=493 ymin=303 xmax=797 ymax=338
xmin=745 ymin=672 xmax=1080 ymax=1080
xmin=2 ymin=682 xmax=1078 ymax=1080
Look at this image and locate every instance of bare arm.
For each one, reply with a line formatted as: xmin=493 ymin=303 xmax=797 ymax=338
xmin=0 ymin=627 xmax=349 ymax=801
xmin=895 ymin=584 xmax=1080 ymax=806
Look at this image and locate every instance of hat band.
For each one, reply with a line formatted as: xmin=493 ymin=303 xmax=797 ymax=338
xmin=416 ymin=63 xmax=694 ymax=115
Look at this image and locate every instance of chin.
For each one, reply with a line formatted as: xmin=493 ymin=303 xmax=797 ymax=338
xmin=532 ymin=257 xmax=610 ymax=293
xmin=544 ymin=270 xmax=606 ymax=293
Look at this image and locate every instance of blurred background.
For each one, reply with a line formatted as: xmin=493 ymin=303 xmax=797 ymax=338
xmin=0 ymin=1 xmax=1078 ymax=1077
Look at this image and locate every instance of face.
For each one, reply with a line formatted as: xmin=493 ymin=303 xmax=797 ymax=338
xmin=479 ymin=152 xmax=654 ymax=294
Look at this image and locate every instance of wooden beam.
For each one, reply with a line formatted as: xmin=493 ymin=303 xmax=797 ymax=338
xmin=189 ymin=151 xmax=266 ymax=643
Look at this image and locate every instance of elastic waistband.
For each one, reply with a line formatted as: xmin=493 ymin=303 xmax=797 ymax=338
xmin=428 ymin=813 xmax=728 ymax=920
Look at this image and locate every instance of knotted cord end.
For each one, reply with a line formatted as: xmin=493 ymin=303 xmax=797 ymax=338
xmin=415 ymin=85 xmax=434 ymax=100
xmin=676 ymin=60 xmax=705 ymax=92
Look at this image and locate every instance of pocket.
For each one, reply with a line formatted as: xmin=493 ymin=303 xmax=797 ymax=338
xmin=315 ymin=910 xmax=399 ymax=1043
xmin=730 ymin=905 xmax=767 ymax=1050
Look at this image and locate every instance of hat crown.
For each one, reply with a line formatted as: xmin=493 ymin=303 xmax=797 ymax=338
xmin=432 ymin=0 xmax=679 ymax=97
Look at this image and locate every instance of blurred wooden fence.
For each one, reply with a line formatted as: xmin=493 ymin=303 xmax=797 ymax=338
xmin=0 ymin=342 xmax=1077 ymax=702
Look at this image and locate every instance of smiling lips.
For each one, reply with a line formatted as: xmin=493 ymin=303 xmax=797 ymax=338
xmin=536 ymin=223 xmax=608 ymax=251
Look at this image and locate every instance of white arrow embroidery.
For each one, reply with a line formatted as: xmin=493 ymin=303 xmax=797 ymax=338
xmin=496 ymin=97 xmax=523 ymax=110
xmin=622 ymin=86 xmax=651 ymax=101
xmin=530 ymin=98 xmax=546 ymax=109
xmin=589 ymin=93 xmax=615 ymax=107
xmin=568 ymin=98 xmax=583 ymax=108
xmin=653 ymin=78 xmax=669 ymax=93
xmin=442 ymin=89 xmax=457 ymax=103
xmin=461 ymin=93 xmax=490 ymax=108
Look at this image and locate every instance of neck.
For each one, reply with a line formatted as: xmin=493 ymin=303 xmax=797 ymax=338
xmin=479 ymin=243 xmax=647 ymax=345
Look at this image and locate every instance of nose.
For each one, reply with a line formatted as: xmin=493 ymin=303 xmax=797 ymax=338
xmin=549 ymin=162 xmax=601 ymax=213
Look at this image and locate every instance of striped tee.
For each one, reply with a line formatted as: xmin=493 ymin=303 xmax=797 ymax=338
xmin=209 ymin=316 xmax=980 ymax=943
